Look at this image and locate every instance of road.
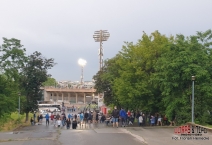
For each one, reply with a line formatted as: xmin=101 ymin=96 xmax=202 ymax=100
xmin=0 ymin=122 xmax=144 ymax=145
xmin=0 ymin=110 xmax=211 ymax=145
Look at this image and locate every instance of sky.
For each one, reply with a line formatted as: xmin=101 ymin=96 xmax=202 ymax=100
xmin=0 ymin=0 xmax=212 ymax=81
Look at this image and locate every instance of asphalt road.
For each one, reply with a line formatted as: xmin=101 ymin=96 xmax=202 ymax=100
xmin=0 ymin=109 xmax=144 ymax=145
xmin=0 ymin=110 xmax=211 ymax=145
xmin=0 ymin=123 xmax=144 ymax=145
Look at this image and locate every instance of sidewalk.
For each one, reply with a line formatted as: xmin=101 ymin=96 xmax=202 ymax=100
xmin=124 ymin=126 xmax=212 ymax=145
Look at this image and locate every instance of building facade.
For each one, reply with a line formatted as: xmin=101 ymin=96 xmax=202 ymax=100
xmin=42 ymin=86 xmax=98 ymax=105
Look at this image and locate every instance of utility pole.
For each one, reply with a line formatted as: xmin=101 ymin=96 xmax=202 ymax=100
xmin=93 ymin=30 xmax=110 ymax=71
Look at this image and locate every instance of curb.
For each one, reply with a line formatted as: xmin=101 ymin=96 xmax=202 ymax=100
xmin=186 ymin=122 xmax=212 ymax=133
xmin=12 ymin=125 xmax=23 ymax=131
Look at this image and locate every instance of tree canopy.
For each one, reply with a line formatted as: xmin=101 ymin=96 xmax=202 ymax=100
xmin=0 ymin=38 xmax=55 ymax=121
xmin=93 ymin=30 xmax=212 ymax=125
xmin=42 ymin=77 xmax=57 ymax=86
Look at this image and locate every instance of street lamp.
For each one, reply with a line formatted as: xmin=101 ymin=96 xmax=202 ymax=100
xmin=191 ymin=76 xmax=195 ymax=123
xmin=18 ymin=93 xmax=21 ymax=119
xmin=78 ymin=58 xmax=87 ymax=84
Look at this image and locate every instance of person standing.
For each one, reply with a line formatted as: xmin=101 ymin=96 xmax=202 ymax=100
xmin=37 ymin=114 xmax=40 ymax=124
xmin=57 ymin=118 xmax=62 ymax=128
xmin=119 ymin=108 xmax=127 ymax=127
xmin=142 ymin=114 xmax=146 ymax=126
xmin=30 ymin=117 xmax=34 ymax=125
xmin=112 ymin=106 xmax=119 ymax=128
xmin=92 ymin=111 xmax=97 ymax=124
xmin=139 ymin=114 xmax=143 ymax=126
xmin=150 ymin=115 xmax=155 ymax=126
xmin=131 ymin=110 xmax=135 ymax=124
xmin=66 ymin=118 xmax=71 ymax=129
xmin=33 ymin=112 xmax=36 ymax=125
xmin=68 ymin=113 xmax=71 ymax=120
xmin=50 ymin=113 xmax=54 ymax=124
xmin=45 ymin=113 xmax=50 ymax=126
xmin=40 ymin=114 xmax=43 ymax=124
xmin=84 ymin=111 xmax=88 ymax=125
xmin=53 ymin=113 xmax=57 ymax=127
xmin=80 ymin=112 xmax=84 ymax=126
xmin=72 ymin=118 xmax=77 ymax=129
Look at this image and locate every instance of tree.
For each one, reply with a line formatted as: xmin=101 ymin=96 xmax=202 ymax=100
xmin=93 ymin=30 xmax=212 ymax=125
xmin=0 ymin=38 xmax=27 ymax=82
xmin=112 ymin=31 xmax=171 ymax=112
xmin=153 ymin=30 xmax=212 ymax=124
xmin=0 ymin=38 xmax=27 ymax=119
xmin=20 ymin=51 xmax=55 ymax=121
xmin=42 ymin=77 xmax=57 ymax=86
xmin=0 ymin=74 xmax=19 ymax=118
xmin=93 ymin=55 xmax=121 ymax=106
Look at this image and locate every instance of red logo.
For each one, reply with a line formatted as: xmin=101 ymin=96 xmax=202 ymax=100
xmin=174 ymin=125 xmax=190 ymax=134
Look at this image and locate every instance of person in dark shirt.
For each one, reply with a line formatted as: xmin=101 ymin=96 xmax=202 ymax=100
xmin=72 ymin=119 xmax=77 ymax=129
xmin=112 ymin=106 xmax=119 ymax=128
xmin=84 ymin=111 xmax=88 ymax=124
xmin=66 ymin=118 xmax=71 ymax=129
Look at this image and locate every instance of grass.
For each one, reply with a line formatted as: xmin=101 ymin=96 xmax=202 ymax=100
xmin=205 ymin=124 xmax=212 ymax=128
xmin=0 ymin=112 xmax=33 ymax=132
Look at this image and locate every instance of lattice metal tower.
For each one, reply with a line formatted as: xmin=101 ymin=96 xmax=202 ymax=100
xmin=93 ymin=30 xmax=110 ymax=71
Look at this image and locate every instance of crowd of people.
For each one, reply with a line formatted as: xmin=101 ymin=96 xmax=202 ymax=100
xmin=31 ymin=109 xmax=108 ymax=129
xmin=105 ymin=106 xmax=176 ymax=127
xmin=30 ymin=105 xmax=175 ymax=129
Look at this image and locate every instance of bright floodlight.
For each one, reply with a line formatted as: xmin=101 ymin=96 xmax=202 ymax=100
xmin=78 ymin=58 xmax=87 ymax=67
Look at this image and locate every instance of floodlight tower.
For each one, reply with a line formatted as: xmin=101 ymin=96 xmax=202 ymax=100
xmin=93 ymin=30 xmax=110 ymax=71
xmin=78 ymin=58 xmax=87 ymax=84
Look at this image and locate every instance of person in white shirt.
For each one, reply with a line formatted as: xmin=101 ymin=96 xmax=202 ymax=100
xmin=139 ymin=115 xmax=143 ymax=127
xmin=57 ymin=118 xmax=62 ymax=128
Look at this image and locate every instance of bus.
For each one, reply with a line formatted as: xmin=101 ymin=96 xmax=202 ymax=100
xmin=38 ymin=104 xmax=61 ymax=112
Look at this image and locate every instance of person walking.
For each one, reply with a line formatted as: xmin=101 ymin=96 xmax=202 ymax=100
xmin=45 ymin=113 xmax=50 ymax=126
xmin=112 ymin=106 xmax=119 ymax=128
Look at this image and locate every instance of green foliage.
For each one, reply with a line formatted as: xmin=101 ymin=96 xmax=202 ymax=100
xmin=20 ymin=51 xmax=55 ymax=121
xmin=0 ymin=74 xmax=19 ymax=117
xmin=93 ymin=29 xmax=212 ymax=125
xmin=0 ymin=38 xmax=56 ymax=122
xmin=42 ymin=77 xmax=56 ymax=86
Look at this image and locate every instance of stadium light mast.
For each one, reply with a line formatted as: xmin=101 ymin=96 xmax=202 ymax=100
xmin=93 ymin=30 xmax=110 ymax=71
xmin=78 ymin=58 xmax=87 ymax=84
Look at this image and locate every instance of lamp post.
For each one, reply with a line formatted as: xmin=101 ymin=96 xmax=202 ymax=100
xmin=192 ymin=76 xmax=195 ymax=123
xmin=78 ymin=58 xmax=87 ymax=85
xmin=18 ymin=93 xmax=21 ymax=119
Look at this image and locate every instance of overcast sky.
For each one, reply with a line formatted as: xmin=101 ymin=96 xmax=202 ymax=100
xmin=0 ymin=0 xmax=211 ymax=81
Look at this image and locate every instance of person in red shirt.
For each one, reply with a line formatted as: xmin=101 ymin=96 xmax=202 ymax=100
xmin=50 ymin=112 xmax=54 ymax=124
xmin=127 ymin=110 xmax=131 ymax=124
